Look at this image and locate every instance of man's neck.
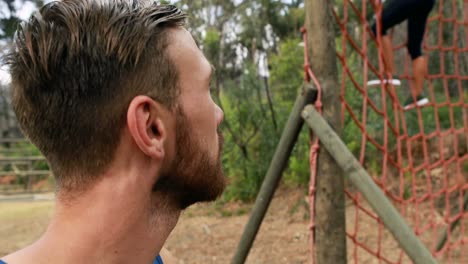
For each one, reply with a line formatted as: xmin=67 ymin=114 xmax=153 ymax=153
xmin=3 ymin=174 xmax=180 ymax=264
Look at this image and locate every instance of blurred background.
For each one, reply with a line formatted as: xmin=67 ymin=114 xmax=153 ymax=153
xmin=0 ymin=1 xmax=467 ymax=263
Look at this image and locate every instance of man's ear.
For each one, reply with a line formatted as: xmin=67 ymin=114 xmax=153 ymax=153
xmin=127 ymin=95 xmax=166 ymax=159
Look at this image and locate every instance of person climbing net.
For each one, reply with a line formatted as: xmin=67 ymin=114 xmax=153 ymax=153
xmin=367 ymin=0 xmax=436 ymax=110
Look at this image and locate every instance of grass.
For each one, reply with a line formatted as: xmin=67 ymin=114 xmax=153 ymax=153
xmin=0 ymin=201 xmax=54 ymax=256
xmin=0 ymin=201 xmax=53 ymax=220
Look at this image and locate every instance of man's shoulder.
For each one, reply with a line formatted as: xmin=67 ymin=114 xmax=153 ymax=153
xmin=1 ymin=247 xmax=31 ymax=264
xmin=0 ymin=256 xmax=164 ymax=264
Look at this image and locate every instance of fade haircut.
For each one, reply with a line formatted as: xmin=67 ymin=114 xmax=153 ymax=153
xmin=4 ymin=0 xmax=186 ymax=191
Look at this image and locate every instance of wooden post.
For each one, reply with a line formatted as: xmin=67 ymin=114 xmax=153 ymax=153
xmin=436 ymin=193 xmax=468 ymax=251
xmin=26 ymin=160 xmax=33 ymax=191
xmin=231 ymin=85 xmax=317 ymax=264
xmin=304 ymin=0 xmax=347 ymax=263
xmin=302 ymin=105 xmax=437 ymax=264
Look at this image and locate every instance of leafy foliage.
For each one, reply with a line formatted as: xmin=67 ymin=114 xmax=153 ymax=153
xmin=0 ymin=0 xmax=465 ymax=200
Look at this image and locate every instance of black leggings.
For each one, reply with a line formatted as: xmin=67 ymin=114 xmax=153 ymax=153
xmin=371 ymin=0 xmax=435 ymax=60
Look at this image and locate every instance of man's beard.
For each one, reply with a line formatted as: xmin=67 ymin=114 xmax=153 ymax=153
xmin=152 ymin=107 xmax=226 ymax=210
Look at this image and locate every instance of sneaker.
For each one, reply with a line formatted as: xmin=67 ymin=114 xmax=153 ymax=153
xmin=367 ymin=76 xmax=401 ymax=86
xmin=403 ymin=94 xmax=429 ymax=110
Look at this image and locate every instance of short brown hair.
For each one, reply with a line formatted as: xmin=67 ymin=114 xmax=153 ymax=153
xmin=4 ymin=0 xmax=186 ymax=191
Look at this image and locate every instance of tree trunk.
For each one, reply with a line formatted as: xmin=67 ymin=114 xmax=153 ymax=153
xmin=304 ymin=0 xmax=347 ymax=263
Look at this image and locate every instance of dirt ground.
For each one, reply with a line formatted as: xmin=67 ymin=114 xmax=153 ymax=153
xmin=0 ymin=187 xmax=312 ymax=263
xmin=165 ymin=188 xmax=312 ymax=264
xmin=0 ymin=187 xmax=466 ymax=263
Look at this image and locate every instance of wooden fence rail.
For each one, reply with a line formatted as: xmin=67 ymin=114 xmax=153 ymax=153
xmin=0 ymin=138 xmax=29 ymax=144
xmin=0 ymin=170 xmax=51 ymax=176
xmin=0 ymin=138 xmax=52 ymax=194
xmin=0 ymin=156 xmax=47 ymax=163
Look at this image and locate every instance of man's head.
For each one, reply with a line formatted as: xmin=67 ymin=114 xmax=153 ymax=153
xmin=5 ymin=0 xmax=225 ymax=208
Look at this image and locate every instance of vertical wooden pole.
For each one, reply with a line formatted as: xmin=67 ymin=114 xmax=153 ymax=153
xmin=231 ymin=86 xmax=317 ymax=264
xmin=304 ymin=0 xmax=347 ymax=263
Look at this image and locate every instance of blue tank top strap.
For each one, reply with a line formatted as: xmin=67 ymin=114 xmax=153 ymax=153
xmin=153 ymin=255 xmax=164 ymax=264
xmin=0 ymin=260 xmax=7 ymax=264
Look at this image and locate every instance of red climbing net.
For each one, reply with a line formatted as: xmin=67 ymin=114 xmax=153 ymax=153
xmin=306 ymin=0 xmax=468 ymax=263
